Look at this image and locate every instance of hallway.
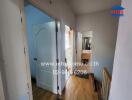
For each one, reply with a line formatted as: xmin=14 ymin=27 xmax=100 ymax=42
xmin=32 ymin=75 xmax=98 ymax=100
xmin=64 ymin=76 xmax=98 ymax=100
xmin=0 ymin=0 xmax=124 ymax=100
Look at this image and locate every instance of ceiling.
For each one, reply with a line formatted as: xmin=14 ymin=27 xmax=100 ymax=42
xmin=65 ymin=0 xmax=121 ymax=15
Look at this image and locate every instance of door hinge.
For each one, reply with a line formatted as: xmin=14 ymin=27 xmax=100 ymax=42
xmin=56 ymin=59 xmax=59 ymax=63
xmin=24 ymin=47 xmax=26 ymax=55
xmin=65 ymin=58 xmax=67 ymax=63
xmin=19 ymin=9 xmax=22 ymax=23
xmin=57 ymin=85 xmax=59 ymax=90
xmin=27 ymin=83 xmax=30 ymax=94
xmin=27 ymin=83 xmax=30 ymax=89
xmin=21 ymin=17 xmax=22 ymax=23
xmin=56 ymin=23 xmax=58 ymax=33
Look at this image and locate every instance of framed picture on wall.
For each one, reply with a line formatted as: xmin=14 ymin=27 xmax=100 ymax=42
xmin=82 ymin=37 xmax=91 ymax=50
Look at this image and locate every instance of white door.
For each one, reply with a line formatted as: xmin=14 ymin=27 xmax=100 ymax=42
xmin=77 ymin=33 xmax=82 ymax=63
xmin=33 ymin=21 xmax=57 ymax=94
xmin=65 ymin=25 xmax=73 ymax=81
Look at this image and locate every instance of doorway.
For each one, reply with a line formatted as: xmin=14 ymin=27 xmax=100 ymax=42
xmin=75 ymin=31 xmax=93 ymax=77
xmin=82 ymin=31 xmax=93 ymax=66
xmin=65 ymin=25 xmax=74 ymax=82
xmin=24 ymin=2 xmax=58 ymax=100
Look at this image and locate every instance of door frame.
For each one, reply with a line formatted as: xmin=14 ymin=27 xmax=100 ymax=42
xmin=21 ymin=0 xmax=61 ymax=99
xmin=19 ymin=0 xmax=33 ymax=100
xmin=64 ymin=25 xmax=74 ymax=80
xmin=0 ymin=72 xmax=5 ymax=100
xmin=76 ymin=32 xmax=82 ymax=63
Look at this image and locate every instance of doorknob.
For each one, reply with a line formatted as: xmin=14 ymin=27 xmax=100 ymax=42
xmin=34 ymin=58 xmax=37 ymax=61
xmin=65 ymin=58 xmax=67 ymax=63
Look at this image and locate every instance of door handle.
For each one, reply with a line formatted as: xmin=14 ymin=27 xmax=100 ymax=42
xmin=65 ymin=58 xmax=67 ymax=63
xmin=34 ymin=58 xmax=37 ymax=61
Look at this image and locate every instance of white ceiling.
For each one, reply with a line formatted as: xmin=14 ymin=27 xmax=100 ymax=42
xmin=65 ymin=0 xmax=121 ymax=15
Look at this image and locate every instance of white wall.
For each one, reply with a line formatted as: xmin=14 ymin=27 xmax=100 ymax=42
xmin=0 ymin=0 xmax=31 ymax=100
xmin=77 ymin=11 xmax=119 ymax=81
xmin=82 ymin=31 xmax=93 ymax=38
xmin=29 ymin=0 xmax=76 ymax=29
xmin=109 ymin=0 xmax=132 ymax=100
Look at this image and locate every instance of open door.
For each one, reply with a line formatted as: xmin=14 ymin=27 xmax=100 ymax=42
xmin=33 ymin=21 xmax=57 ymax=94
xmin=77 ymin=33 xmax=82 ymax=63
xmin=65 ymin=25 xmax=74 ymax=82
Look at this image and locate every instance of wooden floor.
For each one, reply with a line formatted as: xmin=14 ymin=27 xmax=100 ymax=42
xmin=32 ymin=75 xmax=98 ymax=100
xmin=32 ymin=81 xmax=57 ymax=100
